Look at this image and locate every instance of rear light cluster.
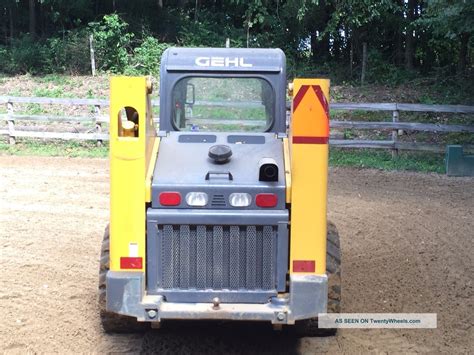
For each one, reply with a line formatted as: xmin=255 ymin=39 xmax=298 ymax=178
xmin=159 ymin=192 xmax=181 ymax=206
xmin=185 ymin=192 xmax=208 ymax=207
xmin=229 ymin=193 xmax=251 ymax=207
xmin=158 ymin=192 xmax=278 ymax=208
xmin=255 ymin=193 xmax=278 ymax=208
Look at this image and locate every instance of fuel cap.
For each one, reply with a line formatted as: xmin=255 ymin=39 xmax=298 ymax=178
xmin=208 ymin=145 xmax=232 ymax=164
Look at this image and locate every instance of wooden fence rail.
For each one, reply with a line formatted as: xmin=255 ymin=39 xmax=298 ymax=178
xmin=1 ymin=96 xmax=473 ymax=155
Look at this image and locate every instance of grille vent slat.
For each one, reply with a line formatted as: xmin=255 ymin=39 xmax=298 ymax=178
xmin=211 ymin=194 xmax=227 ymax=207
xmin=157 ymin=224 xmax=277 ymax=291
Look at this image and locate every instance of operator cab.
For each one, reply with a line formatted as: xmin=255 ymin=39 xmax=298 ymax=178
xmin=153 ymin=48 xmax=287 ymax=212
xmin=149 ymin=48 xmax=289 ymax=303
xmin=158 ymin=47 xmax=287 ymax=134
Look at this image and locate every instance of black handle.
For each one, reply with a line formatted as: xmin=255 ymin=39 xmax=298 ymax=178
xmin=205 ymin=171 xmax=233 ymax=181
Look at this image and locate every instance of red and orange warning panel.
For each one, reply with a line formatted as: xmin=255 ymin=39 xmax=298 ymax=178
xmin=289 ymin=79 xmax=330 ymax=275
xmin=291 ymin=83 xmax=330 ymax=144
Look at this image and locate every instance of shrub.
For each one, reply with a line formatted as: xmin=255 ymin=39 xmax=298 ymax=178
xmin=177 ymin=9 xmax=245 ymax=48
xmin=366 ymin=48 xmax=417 ymax=85
xmin=47 ymin=30 xmax=90 ymax=74
xmin=0 ymin=46 xmax=11 ymax=73
xmin=89 ymin=14 xmax=133 ymax=73
xmin=126 ymin=36 xmax=171 ymax=75
xmin=9 ymin=35 xmax=51 ymax=74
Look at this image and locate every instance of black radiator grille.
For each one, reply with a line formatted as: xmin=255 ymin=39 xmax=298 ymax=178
xmin=157 ymin=224 xmax=277 ymax=291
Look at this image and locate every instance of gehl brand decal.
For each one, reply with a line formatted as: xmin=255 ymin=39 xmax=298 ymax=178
xmin=195 ymin=57 xmax=253 ymax=68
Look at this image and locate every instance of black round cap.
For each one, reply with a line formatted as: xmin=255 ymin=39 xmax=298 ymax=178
xmin=208 ymin=145 xmax=232 ymax=163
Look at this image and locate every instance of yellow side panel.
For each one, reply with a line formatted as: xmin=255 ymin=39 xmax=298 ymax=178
xmin=109 ymin=76 xmax=155 ymax=272
xmin=283 ymin=137 xmax=292 ymax=203
xmin=290 ymin=144 xmax=328 ymax=274
xmin=289 ymin=78 xmax=330 ymax=276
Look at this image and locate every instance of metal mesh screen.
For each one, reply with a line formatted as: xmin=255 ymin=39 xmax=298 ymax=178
xmin=157 ymin=224 xmax=277 ymax=291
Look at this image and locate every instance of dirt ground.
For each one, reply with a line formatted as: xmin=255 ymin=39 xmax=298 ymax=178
xmin=0 ymin=155 xmax=473 ymax=354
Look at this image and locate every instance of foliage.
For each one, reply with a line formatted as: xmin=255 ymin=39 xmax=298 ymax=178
xmin=126 ymin=36 xmax=171 ymax=76
xmin=8 ymin=35 xmax=50 ymax=74
xmin=177 ymin=9 xmax=246 ymax=48
xmin=89 ymin=14 xmax=133 ymax=73
xmin=0 ymin=30 xmax=90 ymax=74
xmin=46 ymin=29 xmax=90 ymax=74
xmin=0 ymin=0 xmax=471 ymax=91
xmin=365 ymin=49 xmax=417 ymax=85
xmin=419 ymin=0 xmax=474 ymax=40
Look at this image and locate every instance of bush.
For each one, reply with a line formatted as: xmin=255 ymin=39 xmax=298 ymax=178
xmin=89 ymin=14 xmax=133 ymax=73
xmin=1 ymin=31 xmax=90 ymax=75
xmin=366 ymin=49 xmax=417 ymax=85
xmin=177 ymin=9 xmax=245 ymax=48
xmin=0 ymin=46 xmax=11 ymax=73
xmin=8 ymin=35 xmax=51 ymax=74
xmin=126 ymin=36 xmax=171 ymax=75
xmin=89 ymin=14 xmax=171 ymax=75
xmin=47 ymin=30 xmax=90 ymax=74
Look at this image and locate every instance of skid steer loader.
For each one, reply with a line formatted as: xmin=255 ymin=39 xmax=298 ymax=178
xmin=99 ymin=47 xmax=341 ymax=335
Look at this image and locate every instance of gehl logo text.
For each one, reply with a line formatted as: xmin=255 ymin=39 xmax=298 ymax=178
xmin=195 ymin=57 xmax=253 ymax=68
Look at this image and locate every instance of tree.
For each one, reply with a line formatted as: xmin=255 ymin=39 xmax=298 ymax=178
xmin=29 ymin=0 xmax=36 ymax=37
xmin=404 ymin=0 xmax=416 ymax=70
xmin=420 ymin=0 xmax=473 ymax=73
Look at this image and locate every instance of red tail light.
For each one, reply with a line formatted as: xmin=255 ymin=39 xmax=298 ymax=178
xmin=159 ymin=192 xmax=181 ymax=206
xmin=120 ymin=257 xmax=143 ymax=269
xmin=293 ymin=260 xmax=315 ymax=272
xmin=255 ymin=193 xmax=278 ymax=208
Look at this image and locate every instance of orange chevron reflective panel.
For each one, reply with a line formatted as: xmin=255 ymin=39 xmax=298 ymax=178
xmin=292 ymin=83 xmax=329 ymax=143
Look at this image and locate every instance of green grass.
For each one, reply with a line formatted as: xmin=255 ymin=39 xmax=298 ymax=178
xmin=25 ymin=103 xmax=44 ymax=114
xmin=1 ymin=140 xmax=446 ymax=173
xmin=34 ymin=74 xmax=73 ymax=86
xmin=329 ymin=148 xmax=445 ymax=173
xmin=0 ymin=140 xmax=108 ymax=158
xmin=33 ymin=87 xmax=66 ymax=98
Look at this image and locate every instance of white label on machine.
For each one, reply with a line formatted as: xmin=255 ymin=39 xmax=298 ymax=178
xmin=129 ymin=243 xmax=138 ymax=257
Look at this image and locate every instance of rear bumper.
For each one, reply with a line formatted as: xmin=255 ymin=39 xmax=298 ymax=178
xmin=106 ymin=272 xmax=327 ymax=324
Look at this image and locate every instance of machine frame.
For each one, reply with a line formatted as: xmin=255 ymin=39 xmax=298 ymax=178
xmin=103 ymin=47 xmax=333 ymax=328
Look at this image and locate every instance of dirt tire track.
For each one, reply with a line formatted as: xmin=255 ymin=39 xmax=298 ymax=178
xmin=0 ymin=156 xmax=473 ymax=354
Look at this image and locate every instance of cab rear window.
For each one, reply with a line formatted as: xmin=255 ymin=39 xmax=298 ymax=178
xmin=172 ymin=77 xmax=274 ymax=132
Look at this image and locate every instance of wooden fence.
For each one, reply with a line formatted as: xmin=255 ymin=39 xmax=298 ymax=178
xmin=1 ymin=96 xmax=473 ymax=156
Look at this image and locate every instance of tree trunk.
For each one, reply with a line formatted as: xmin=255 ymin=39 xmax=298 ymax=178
xmin=194 ymin=0 xmax=199 ymax=21
xmin=311 ymin=0 xmax=331 ymax=63
xmin=157 ymin=0 xmax=163 ymax=8
xmin=349 ymin=38 xmax=353 ymax=78
xmin=404 ymin=0 xmax=416 ymax=70
xmin=361 ymin=42 xmax=367 ymax=85
xmin=311 ymin=30 xmax=318 ymax=63
xmin=39 ymin=1 xmax=44 ymax=37
xmin=395 ymin=31 xmax=403 ymax=66
xmin=2 ymin=7 xmax=7 ymax=44
xmin=394 ymin=0 xmax=404 ymax=66
xmin=8 ymin=4 xmax=14 ymax=41
xmin=29 ymin=0 xmax=36 ymax=37
xmin=458 ymin=32 xmax=470 ymax=74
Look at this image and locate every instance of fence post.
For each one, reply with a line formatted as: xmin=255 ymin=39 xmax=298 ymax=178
xmin=89 ymin=34 xmax=96 ymax=77
xmin=392 ymin=109 xmax=399 ymax=158
xmin=7 ymin=102 xmax=15 ymax=145
xmin=94 ymin=104 xmax=102 ymax=147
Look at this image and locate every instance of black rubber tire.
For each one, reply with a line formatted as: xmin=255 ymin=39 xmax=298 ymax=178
xmin=292 ymin=221 xmax=342 ymax=337
xmin=98 ymin=224 xmax=147 ymax=333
